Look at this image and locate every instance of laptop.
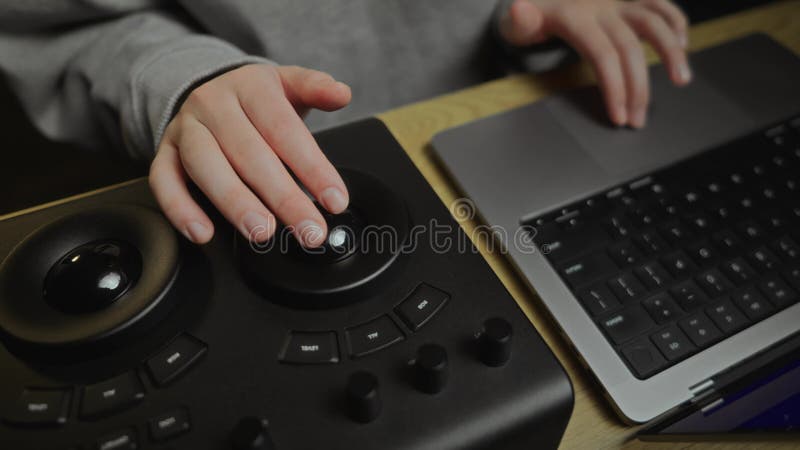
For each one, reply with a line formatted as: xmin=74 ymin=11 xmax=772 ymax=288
xmin=431 ymin=32 xmax=800 ymax=430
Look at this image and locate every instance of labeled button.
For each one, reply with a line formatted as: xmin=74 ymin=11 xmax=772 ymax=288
xmin=146 ymin=334 xmax=207 ymax=387
xmin=651 ymin=326 xmax=695 ymax=362
xmin=279 ymin=331 xmax=339 ymax=364
xmin=149 ymin=408 xmax=191 ymax=442
xmin=346 ymin=315 xmax=404 ymax=358
xmin=4 ymin=388 xmax=70 ymax=426
xmin=81 ymin=372 xmax=144 ymax=419
xmin=95 ymin=428 xmax=138 ymax=450
xmin=395 ymin=283 xmax=449 ymax=331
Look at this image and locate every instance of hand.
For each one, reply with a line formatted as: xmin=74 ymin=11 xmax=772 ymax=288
xmin=499 ymin=0 xmax=691 ymax=128
xmin=149 ymin=64 xmax=352 ymax=247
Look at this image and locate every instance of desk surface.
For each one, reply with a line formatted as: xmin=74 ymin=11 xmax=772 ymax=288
xmin=377 ymin=1 xmax=800 ymax=448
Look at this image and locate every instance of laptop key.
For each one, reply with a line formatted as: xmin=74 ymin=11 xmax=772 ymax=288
xmin=758 ymin=275 xmax=798 ymax=308
xmin=706 ymin=300 xmax=749 ymax=334
xmin=651 ymin=326 xmax=696 ymax=362
xmin=773 ymin=236 xmax=800 ymax=260
xmin=608 ymin=241 xmax=644 ymax=267
xmin=662 ymin=251 xmax=698 ymax=279
xmin=749 ymin=246 xmax=781 ymax=273
xmin=600 ymin=305 xmax=654 ymax=345
xmin=661 ymin=220 xmax=693 ymax=245
xmin=534 ymin=222 xmax=611 ymax=264
xmin=731 ymin=288 xmax=775 ymax=321
xmin=642 ymin=293 xmax=683 ymax=324
xmin=737 ymin=220 xmax=765 ymax=241
xmin=670 ymin=280 xmax=709 ymax=311
xmin=634 ymin=261 xmax=671 ymax=289
xmin=577 ymin=283 xmax=620 ymax=317
xmin=712 ymin=230 xmax=742 ymax=255
xmin=679 ymin=312 xmax=722 ymax=348
xmin=721 ymin=258 xmax=757 ymax=285
xmin=696 ymin=269 xmax=734 ymax=297
xmin=635 ymin=230 xmax=668 ymax=254
xmin=607 ymin=273 xmax=648 ymax=302
xmin=620 ymin=338 xmax=667 ymax=379
xmin=560 ymin=252 xmax=617 ymax=289
xmin=686 ymin=240 xmax=718 ymax=267
xmin=785 ymin=267 xmax=800 ymax=291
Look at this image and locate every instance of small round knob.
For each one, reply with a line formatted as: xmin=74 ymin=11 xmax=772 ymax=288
xmin=230 ymin=417 xmax=275 ymax=450
xmin=346 ymin=371 xmax=381 ymax=423
xmin=413 ymin=344 xmax=449 ymax=394
xmin=478 ymin=317 xmax=513 ymax=367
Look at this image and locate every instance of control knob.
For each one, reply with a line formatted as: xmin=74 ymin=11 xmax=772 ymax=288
xmin=478 ymin=317 xmax=513 ymax=367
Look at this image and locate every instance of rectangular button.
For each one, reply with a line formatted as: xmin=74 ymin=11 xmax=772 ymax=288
xmin=599 ymin=305 xmax=654 ymax=345
xmin=706 ymin=300 xmax=749 ymax=334
xmin=395 ymin=284 xmax=448 ymax=331
xmin=577 ymin=283 xmax=620 ymax=317
xmin=560 ymin=252 xmax=617 ymax=289
xmin=4 ymin=389 xmax=70 ymax=426
xmin=732 ymin=288 xmax=775 ymax=320
xmin=146 ymin=334 xmax=207 ymax=387
xmin=679 ymin=312 xmax=722 ymax=348
xmin=651 ymin=326 xmax=696 ymax=361
xmin=149 ymin=408 xmax=191 ymax=442
xmin=533 ymin=223 xmax=610 ymax=263
xmin=95 ymin=428 xmax=137 ymax=450
xmin=81 ymin=372 xmax=145 ymax=419
xmin=346 ymin=315 xmax=404 ymax=358
xmin=279 ymin=331 xmax=339 ymax=364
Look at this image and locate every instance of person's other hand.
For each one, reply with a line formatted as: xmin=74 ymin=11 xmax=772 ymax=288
xmin=499 ymin=0 xmax=691 ymax=128
xmin=149 ymin=64 xmax=352 ymax=247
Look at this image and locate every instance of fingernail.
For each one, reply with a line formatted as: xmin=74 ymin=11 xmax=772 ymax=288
xmin=296 ymin=220 xmax=325 ymax=248
xmin=631 ymin=107 xmax=647 ymax=129
xmin=242 ymin=211 xmax=273 ymax=242
xmin=678 ymin=63 xmax=692 ymax=84
xmin=320 ymin=187 xmax=348 ymax=213
xmin=614 ymin=104 xmax=627 ymax=127
xmin=184 ymin=221 xmax=209 ymax=243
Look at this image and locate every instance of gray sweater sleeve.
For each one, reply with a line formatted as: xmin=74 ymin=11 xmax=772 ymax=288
xmin=0 ymin=1 xmax=271 ymax=160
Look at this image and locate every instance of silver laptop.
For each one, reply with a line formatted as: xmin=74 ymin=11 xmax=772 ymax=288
xmin=431 ymin=33 xmax=800 ymax=424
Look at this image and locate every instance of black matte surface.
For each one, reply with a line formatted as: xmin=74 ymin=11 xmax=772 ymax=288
xmin=0 ymin=119 xmax=573 ymax=450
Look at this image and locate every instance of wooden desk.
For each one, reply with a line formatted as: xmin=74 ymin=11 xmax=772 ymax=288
xmin=377 ymin=2 xmax=800 ymax=448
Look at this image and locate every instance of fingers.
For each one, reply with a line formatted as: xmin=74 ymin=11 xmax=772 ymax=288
xmin=641 ymin=0 xmax=689 ymax=48
xmin=239 ymin=75 xmax=350 ymax=216
xmin=149 ymin=138 xmax=215 ymax=244
xmin=176 ymin=116 xmax=278 ymax=244
xmin=499 ymin=0 xmax=546 ymax=47
xmin=600 ymin=15 xmax=650 ymax=128
xmin=277 ymin=65 xmax=352 ymax=113
xmin=191 ymin=93 xmax=329 ymax=247
xmin=554 ymin=15 xmax=628 ymax=126
xmin=622 ymin=6 xmax=691 ymax=87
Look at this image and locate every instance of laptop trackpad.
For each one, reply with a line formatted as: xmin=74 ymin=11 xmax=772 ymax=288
xmin=544 ymin=69 xmax=754 ymax=178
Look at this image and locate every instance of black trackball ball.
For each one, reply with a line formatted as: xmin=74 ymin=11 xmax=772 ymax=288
xmin=43 ymin=240 xmax=143 ymax=314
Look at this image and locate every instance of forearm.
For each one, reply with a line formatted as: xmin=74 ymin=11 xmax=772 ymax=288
xmin=0 ymin=2 xmax=271 ymax=159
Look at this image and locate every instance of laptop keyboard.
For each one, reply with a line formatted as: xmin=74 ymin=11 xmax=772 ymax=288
xmin=529 ymin=116 xmax=800 ymax=379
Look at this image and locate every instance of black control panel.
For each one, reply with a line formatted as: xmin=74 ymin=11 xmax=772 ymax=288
xmin=0 ymin=119 xmax=572 ymax=449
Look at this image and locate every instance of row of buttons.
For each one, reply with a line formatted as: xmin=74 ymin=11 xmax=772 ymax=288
xmin=279 ymin=283 xmax=449 ymax=364
xmin=94 ymin=407 xmax=190 ymax=449
xmin=3 ymin=333 xmax=206 ymax=427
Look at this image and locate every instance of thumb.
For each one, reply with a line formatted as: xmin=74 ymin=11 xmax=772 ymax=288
xmin=276 ymin=66 xmax=352 ymax=116
xmin=499 ymin=0 xmax=546 ymax=47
